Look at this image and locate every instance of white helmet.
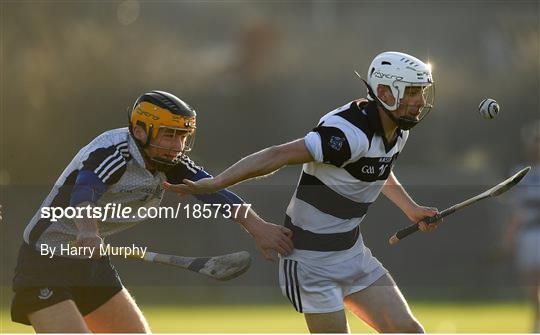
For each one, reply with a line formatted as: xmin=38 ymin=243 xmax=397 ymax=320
xmin=365 ymin=51 xmax=434 ymax=129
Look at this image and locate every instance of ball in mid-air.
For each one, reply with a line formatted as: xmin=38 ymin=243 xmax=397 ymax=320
xmin=478 ymin=98 xmax=500 ymax=119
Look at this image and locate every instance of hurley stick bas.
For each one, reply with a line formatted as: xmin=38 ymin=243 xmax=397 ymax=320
xmin=389 ymin=166 xmax=531 ymax=245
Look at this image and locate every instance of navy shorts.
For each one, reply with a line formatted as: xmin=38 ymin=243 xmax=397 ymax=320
xmin=11 ymin=243 xmax=123 ymax=325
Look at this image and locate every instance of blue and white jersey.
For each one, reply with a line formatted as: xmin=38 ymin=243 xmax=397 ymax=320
xmin=23 ymin=127 xmax=242 ymax=253
xmin=286 ymin=100 xmax=409 ymax=264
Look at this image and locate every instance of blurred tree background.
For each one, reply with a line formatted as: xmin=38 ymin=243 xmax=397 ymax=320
xmin=0 ymin=1 xmax=538 ymax=304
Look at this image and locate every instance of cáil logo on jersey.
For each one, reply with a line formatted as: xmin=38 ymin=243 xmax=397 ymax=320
xmin=329 ymin=136 xmax=346 ymax=151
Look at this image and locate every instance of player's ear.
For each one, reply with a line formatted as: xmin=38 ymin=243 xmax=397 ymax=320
xmin=132 ymin=125 xmax=148 ymax=143
xmin=377 ymin=85 xmax=395 ymax=106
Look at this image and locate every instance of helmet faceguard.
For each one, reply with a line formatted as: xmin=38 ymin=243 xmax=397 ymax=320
xmin=362 ymin=51 xmax=435 ymax=130
xmin=147 ymin=126 xmax=195 ymax=168
xmin=129 ymin=91 xmax=197 ymax=169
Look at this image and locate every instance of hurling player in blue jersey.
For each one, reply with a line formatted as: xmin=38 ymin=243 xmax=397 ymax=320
xmin=11 ymin=91 xmax=293 ymax=333
xmin=165 ymin=52 xmax=442 ymax=333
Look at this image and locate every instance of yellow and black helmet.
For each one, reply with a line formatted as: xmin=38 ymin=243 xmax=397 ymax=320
xmin=129 ymin=90 xmax=197 ymax=151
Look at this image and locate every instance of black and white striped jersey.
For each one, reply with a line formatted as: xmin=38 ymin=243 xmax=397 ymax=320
xmin=23 ymin=127 xmax=205 ymax=252
xmin=285 ymin=100 xmax=409 ymax=264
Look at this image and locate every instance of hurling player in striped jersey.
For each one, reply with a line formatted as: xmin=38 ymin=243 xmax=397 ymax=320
xmin=11 ymin=91 xmax=293 ymax=333
xmin=165 ymin=52 xmax=442 ymax=333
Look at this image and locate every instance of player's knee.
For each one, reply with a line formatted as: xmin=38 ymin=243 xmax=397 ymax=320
xmin=307 ymin=325 xmax=349 ymax=333
xmin=304 ymin=312 xmax=349 ymax=334
xmin=27 ymin=300 xmax=91 ymax=333
xmin=118 ymin=314 xmax=150 ymax=333
xmin=84 ymin=290 xmax=151 ymax=333
xmin=119 ymin=320 xmax=150 ymax=333
xmin=388 ymin=317 xmax=424 ymax=333
xmin=88 ymin=313 xmax=150 ymax=333
xmin=128 ymin=315 xmax=151 ymax=333
xmin=404 ymin=319 xmax=424 ymax=333
xmin=375 ymin=314 xmax=423 ymax=333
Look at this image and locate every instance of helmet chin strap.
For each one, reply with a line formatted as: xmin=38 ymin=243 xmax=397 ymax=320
xmin=361 ymin=78 xmax=419 ymax=131
xmin=148 ymin=156 xmax=176 ymax=172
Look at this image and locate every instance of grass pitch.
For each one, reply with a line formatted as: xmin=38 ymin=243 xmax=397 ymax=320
xmin=0 ymin=301 xmax=530 ymax=333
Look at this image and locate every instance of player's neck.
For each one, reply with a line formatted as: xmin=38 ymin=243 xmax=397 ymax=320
xmin=377 ymin=107 xmax=399 ymax=142
xmin=144 ymin=160 xmax=157 ymax=173
xmin=140 ymin=149 xmax=158 ymax=173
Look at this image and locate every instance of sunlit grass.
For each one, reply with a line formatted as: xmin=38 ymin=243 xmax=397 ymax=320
xmin=1 ymin=301 xmax=530 ymax=333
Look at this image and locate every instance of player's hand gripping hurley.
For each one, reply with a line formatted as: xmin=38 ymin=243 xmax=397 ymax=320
xmin=389 ymin=166 xmax=531 ymax=245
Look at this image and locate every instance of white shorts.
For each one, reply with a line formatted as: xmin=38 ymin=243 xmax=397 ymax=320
xmin=279 ymin=246 xmax=387 ymax=314
xmin=517 ymin=228 xmax=540 ymax=272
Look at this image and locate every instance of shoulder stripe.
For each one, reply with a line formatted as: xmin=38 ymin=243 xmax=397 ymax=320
xmin=179 ymin=155 xmax=201 ymax=174
xmin=180 ymin=155 xmax=199 ymax=168
xmin=94 ymin=151 xmax=121 ymax=175
xmin=96 ymin=153 xmax=124 ymax=179
xmin=102 ymin=159 xmax=127 ymax=183
xmin=116 ymin=142 xmax=130 ymax=158
xmin=178 ymin=159 xmax=197 ymax=174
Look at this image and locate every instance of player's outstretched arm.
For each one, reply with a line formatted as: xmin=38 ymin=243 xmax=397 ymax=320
xmin=164 ymin=138 xmax=313 ymax=195
xmin=382 ymin=171 xmax=442 ymax=232
xmin=234 ymin=207 xmax=293 ymax=261
xmin=178 ymin=169 xmax=294 ymax=261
